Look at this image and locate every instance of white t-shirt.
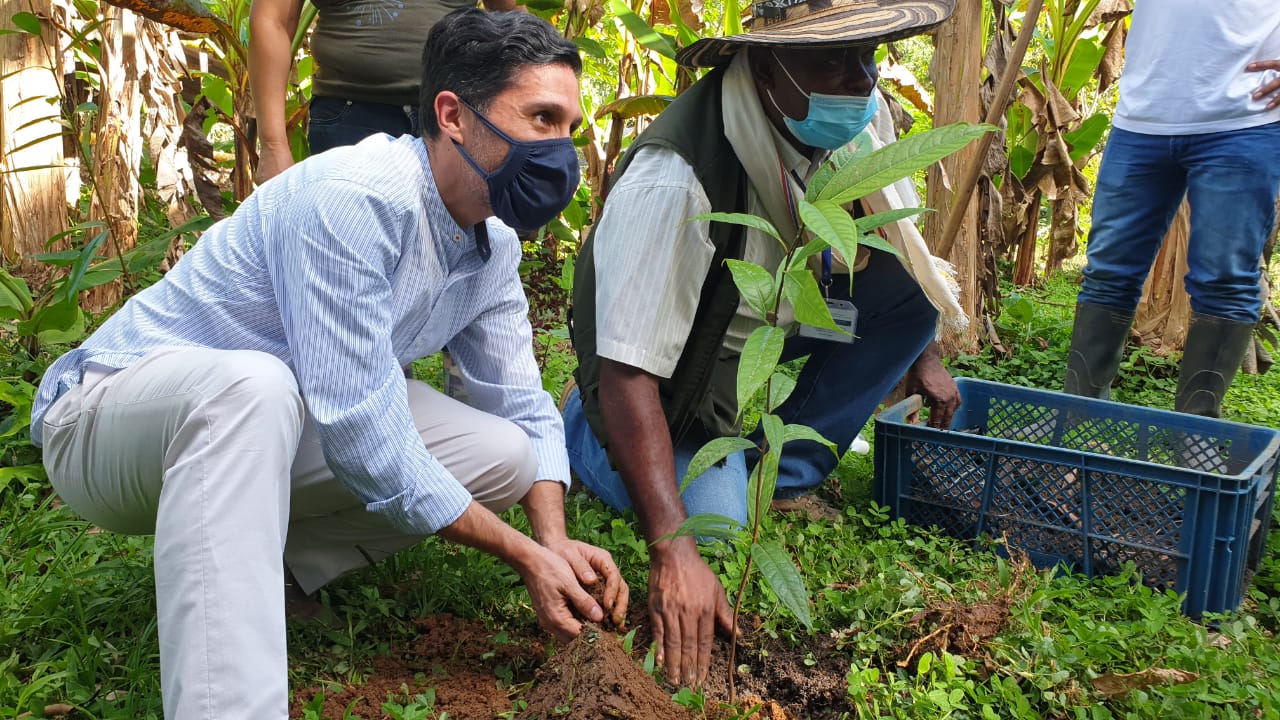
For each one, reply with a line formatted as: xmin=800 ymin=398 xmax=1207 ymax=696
xmin=1115 ymin=0 xmax=1280 ymax=135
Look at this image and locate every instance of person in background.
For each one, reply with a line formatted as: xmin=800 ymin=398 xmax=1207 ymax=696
xmin=1063 ymin=1 xmax=1280 ymax=417
xmin=250 ymin=0 xmax=516 ymax=182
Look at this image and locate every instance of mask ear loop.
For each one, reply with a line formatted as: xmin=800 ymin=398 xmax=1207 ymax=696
xmin=766 ymin=51 xmax=810 ymax=123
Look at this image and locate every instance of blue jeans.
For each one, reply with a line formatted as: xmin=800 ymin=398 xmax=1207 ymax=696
xmin=1079 ymin=122 xmax=1280 ymax=323
xmin=308 ymin=96 xmax=419 ymax=154
xmin=563 ymin=249 xmax=938 ymax=525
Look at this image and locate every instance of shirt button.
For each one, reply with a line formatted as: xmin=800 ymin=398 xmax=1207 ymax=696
xmin=453 ymin=234 xmax=461 ymax=242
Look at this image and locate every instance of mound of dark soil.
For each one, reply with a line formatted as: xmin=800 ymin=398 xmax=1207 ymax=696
xmin=520 ymin=625 xmax=696 ymax=720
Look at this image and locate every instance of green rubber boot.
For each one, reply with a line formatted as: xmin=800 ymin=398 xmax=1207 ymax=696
xmin=1174 ymin=312 xmax=1254 ymax=418
xmin=1064 ymin=302 xmax=1135 ymax=400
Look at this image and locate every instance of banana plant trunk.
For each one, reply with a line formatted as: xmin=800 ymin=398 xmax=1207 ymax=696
xmin=924 ymin=0 xmax=984 ymax=353
xmin=85 ymin=5 xmax=145 ymax=312
xmin=0 ymin=0 xmax=70 ymax=283
xmin=139 ymin=19 xmax=201 ymax=242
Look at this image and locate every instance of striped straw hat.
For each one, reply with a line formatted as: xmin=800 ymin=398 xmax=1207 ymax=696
xmin=676 ymin=0 xmax=955 ymax=68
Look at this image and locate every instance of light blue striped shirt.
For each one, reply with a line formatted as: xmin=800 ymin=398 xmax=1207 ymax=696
xmin=32 ymin=134 xmax=570 ymax=535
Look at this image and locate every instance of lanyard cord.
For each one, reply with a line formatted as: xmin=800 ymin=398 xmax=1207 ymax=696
xmin=776 ymin=158 xmax=833 ymax=294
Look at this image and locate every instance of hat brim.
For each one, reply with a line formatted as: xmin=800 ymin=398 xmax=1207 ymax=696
xmin=676 ymin=0 xmax=955 ymax=68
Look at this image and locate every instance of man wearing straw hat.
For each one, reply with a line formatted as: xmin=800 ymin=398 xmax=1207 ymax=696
xmin=562 ymin=0 xmax=966 ymax=687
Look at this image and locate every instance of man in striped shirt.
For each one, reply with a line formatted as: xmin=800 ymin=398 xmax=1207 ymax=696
xmin=31 ymin=10 xmax=625 ymax=719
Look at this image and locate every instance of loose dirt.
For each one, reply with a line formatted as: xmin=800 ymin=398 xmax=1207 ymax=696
xmin=290 ymin=577 xmax=1021 ymax=720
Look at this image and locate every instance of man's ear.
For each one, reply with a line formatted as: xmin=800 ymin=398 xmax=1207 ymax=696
xmin=434 ymin=91 xmax=466 ymax=143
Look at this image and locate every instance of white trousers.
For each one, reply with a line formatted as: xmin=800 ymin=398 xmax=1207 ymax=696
xmin=40 ymin=347 xmax=537 ymax=720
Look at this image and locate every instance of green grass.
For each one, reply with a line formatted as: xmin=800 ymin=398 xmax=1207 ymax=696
xmin=3 ymin=272 xmax=1280 ymax=718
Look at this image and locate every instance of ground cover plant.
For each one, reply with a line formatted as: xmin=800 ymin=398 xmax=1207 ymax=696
xmin=4 ymin=266 xmax=1280 ymax=718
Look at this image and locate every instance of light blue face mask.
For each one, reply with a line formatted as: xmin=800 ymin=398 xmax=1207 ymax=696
xmin=767 ymin=52 xmax=878 ymax=150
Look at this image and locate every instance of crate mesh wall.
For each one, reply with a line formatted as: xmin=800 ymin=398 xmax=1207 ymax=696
xmin=876 ymin=379 xmax=1280 ymax=616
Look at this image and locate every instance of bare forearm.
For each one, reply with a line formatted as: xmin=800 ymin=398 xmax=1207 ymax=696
xmin=914 ymin=339 xmax=942 ymax=368
xmin=598 ymin=359 xmax=691 ymax=549
xmin=520 ymin=480 xmax=569 ymax=545
xmin=438 ymin=500 xmax=539 ymax=572
xmin=248 ymin=0 xmax=303 ymax=146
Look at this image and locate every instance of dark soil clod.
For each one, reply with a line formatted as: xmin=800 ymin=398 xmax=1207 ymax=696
xmin=520 ymin=625 xmax=696 ymax=720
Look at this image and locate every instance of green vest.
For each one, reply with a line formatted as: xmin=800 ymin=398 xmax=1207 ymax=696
xmin=570 ymin=67 xmax=750 ymax=453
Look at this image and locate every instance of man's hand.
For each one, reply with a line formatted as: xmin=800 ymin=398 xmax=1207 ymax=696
xmin=439 ymin=499 xmax=605 ymax=642
xmin=543 ymin=538 xmax=630 ymax=627
xmin=904 ymin=341 xmax=960 ymax=429
xmin=516 ymin=543 xmax=606 ymax=641
xmin=649 ymin=538 xmax=736 ymax=688
xmin=1248 ymin=60 xmax=1280 ymax=110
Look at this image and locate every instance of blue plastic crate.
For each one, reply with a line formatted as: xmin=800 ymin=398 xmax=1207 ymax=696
xmin=874 ymin=378 xmax=1280 ymax=617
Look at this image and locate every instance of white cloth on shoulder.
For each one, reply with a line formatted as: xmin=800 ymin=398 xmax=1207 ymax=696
xmin=720 ymin=50 xmax=968 ymax=335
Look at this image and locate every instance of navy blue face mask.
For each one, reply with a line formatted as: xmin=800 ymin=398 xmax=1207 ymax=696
xmin=452 ymin=99 xmax=580 ymax=233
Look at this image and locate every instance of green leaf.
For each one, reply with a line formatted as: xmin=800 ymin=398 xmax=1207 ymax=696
xmin=1058 ymin=34 xmax=1104 ymax=102
xmin=199 ymin=73 xmax=233 ymax=120
xmin=679 ymin=436 xmax=756 ymax=493
xmin=0 ymin=268 xmax=34 ymax=319
xmin=60 ymin=228 xmax=109 ymax=303
xmin=657 ymin=0 xmax=701 ymax=48
xmin=723 ymin=0 xmax=743 ymax=37
xmin=17 ymin=296 xmax=82 ymax=338
xmin=725 ymin=259 xmax=775 ymax=321
xmin=748 ymin=414 xmax=785 ymax=523
xmin=819 ymin=123 xmax=994 ymax=206
xmin=688 ymin=212 xmax=781 ymax=243
xmin=11 ymin=11 xmax=41 ymax=35
xmin=782 ymin=423 xmax=837 ymax=457
xmin=855 ymin=208 xmax=926 ymax=235
xmin=594 ymin=94 xmax=673 ymax=121
xmin=767 ymin=371 xmax=797 ymax=412
xmin=805 ymin=137 xmax=873 ymax=202
xmin=30 ymin=249 xmax=82 ymax=266
xmin=0 ymin=379 xmax=35 ymax=406
xmin=760 ymin=412 xmax=784 ymax=457
xmin=800 ymin=200 xmax=864 ymax=294
xmin=857 ymin=232 xmax=903 ymax=259
xmin=667 ymin=513 xmax=744 ymax=541
xmin=737 ymin=325 xmax=785 ymax=415
xmin=787 ymin=237 xmax=830 ymax=270
xmin=0 ymin=464 xmax=45 ymax=486
xmin=1064 ymin=112 xmax=1110 ymax=164
xmin=609 ymin=0 xmax=678 ymax=59
xmin=798 ymin=199 xmax=856 ymax=250
xmin=782 ymin=269 xmax=839 ymax=331
xmin=574 ymin=36 xmax=607 ymax=59
xmin=74 ymin=264 xmax=123 ymax=291
xmin=751 ymin=541 xmax=812 ymax=630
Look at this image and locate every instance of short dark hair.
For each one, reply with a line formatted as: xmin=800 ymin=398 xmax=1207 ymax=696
xmin=419 ymin=9 xmax=582 ymax=139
